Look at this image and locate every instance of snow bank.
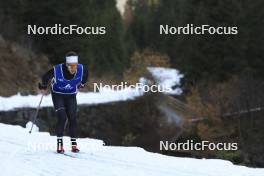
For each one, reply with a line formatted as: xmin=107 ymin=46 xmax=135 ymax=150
xmin=147 ymin=67 xmax=183 ymax=95
xmin=26 ymin=121 xmax=39 ymax=132
xmin=0 ymin=123 xmax=263 ymax=176
xmin=0 ymin=87 xmax=143 ymax=111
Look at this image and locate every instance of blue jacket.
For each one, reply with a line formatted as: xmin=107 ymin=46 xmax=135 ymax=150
xmin=51 ymin=64 xmax=83 ymax=94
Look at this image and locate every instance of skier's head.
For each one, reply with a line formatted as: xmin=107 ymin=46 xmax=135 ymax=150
xmin=65 ymin=51 xmax=78 ymax=74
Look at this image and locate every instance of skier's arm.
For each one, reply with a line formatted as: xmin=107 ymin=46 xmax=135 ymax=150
xmin=81 ymin=65 xmax=89 ymax=84
xmin=39 ymin=68 xmax=54 ymax=90
xmin=78 ymin=65 xmax=88 ymax=89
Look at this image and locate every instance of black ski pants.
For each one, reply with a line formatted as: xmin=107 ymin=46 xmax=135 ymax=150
xmin=51 ymin=92 xmax=77 ymax=138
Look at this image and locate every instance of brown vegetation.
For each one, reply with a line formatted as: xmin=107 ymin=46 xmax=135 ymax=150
xmin=0 ymin=35 xmax=50 ymax=96
xmin=123 ymin=49 xmax=170 ymax=84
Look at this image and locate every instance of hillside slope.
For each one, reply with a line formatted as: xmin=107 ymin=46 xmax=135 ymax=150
xmin=0 ymin=35 xmax=50 ymax=96
xmin=0 ymin=123 xmax=263 ymax=176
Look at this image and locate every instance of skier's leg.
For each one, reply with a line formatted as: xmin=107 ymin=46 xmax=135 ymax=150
xmin=52 ymin=93 xmax=67 ymax=153
xmin=65 ymin=94 xmax=79 ymax=152
xmin=65 ymin=94 xmax=77 ymax=139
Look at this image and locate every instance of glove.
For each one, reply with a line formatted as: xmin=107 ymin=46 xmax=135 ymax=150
xmin=78 ymin=83 xmax=85 ymax=89
xmin=38 ymin=83 xmax=48 ymax=90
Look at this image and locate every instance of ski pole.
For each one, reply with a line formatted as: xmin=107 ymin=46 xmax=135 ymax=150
xmin=29 ymin=94 xmax=44 ymax=133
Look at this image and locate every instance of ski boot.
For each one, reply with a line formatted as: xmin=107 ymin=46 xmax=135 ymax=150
xmin=71 ymin=138 xmax=80 ymax=153
xmin=57 ymin=137 xmax=65 ymax=153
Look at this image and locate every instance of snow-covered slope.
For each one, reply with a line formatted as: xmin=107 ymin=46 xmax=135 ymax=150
xmin=147 ymin=67 xmax=183 ymax=95
xmin=0 ymin=123 xmax=263 ymax=176
xmin=0 ymin=89 xmax=143 ymax=111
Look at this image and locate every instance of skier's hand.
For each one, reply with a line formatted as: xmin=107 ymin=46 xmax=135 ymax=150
xmin=39 ymin=89 xmax=48 ymax=95
xmin=78 ymin=83 xmax=85 ymax=89
xmin=38 ymin=83 xmax=48 ymax=95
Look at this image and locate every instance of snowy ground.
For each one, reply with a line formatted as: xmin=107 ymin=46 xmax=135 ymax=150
xmin=0 ymin=88 xmax=143 ymax=111
xmin=147 ymin=67 xmax=183 ymax=95
xmin=0 ymin=67 xmax=182 ymax=111
xmin=0 ymin=123 xmax=263 ymax=176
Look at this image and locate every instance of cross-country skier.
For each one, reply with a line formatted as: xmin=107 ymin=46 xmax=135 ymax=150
xmin=38 ymin=51 xmax=88 ymax=153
